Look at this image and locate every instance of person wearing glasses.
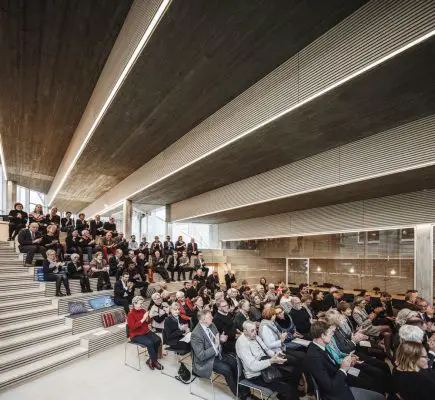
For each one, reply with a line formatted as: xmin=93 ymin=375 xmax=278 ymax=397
xmin=163 ymin=302 xmax=191 ymax=352
xmin=127 ymin=296 xmax=163 ymax=371
xmin=393 ymin=341 xmax=435 ymax=399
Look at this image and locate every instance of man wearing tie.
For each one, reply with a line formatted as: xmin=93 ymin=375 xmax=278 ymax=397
xmin=18 ymin=222 xmax=47 ymax=266
xmin=191 ymin=310 xmax=250 ymax=400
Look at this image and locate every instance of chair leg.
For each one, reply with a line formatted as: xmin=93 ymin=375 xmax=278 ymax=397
xmin=124 ymin=343 xmax=141 ymax=371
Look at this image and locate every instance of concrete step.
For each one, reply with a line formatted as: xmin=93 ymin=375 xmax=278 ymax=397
xmin=0 ymin=305 xmax=58 ymax=326
xmin=0 ymin=274 xmax=33 ymax=281
xmin=0 ymin=333 xmax=80 ymax=373
xmin=0 ymin=315 xmax=65 ymax=339
xmin=0 ymin=297 xmax=53 ymax=314
xmin=0 ymin=325 xmax=71 ymax=355
xmin=0 ymin=288 xmax=46 ymax=303
xmin=0 ymin=281 xmax=41 ymax=292
xmin=0 ymin=346 xmax=87 ymax=391
xmin=0 ymin=266 xmax=30 ymax=273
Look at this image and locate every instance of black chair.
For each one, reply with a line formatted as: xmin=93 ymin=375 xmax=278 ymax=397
xmin=310 ymin=374 xmax=322 ymax=400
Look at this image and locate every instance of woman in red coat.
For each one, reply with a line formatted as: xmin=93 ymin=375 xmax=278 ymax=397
xmin=127 ymin=296 xmax=163 ymax=370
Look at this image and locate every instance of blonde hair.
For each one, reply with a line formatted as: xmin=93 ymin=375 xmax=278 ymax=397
xmin=325 ymin=309 xmax=342 ymax=327
xmin=132 ymin=296 xmax=144 ymax=305
xmin=396 ymin=341 xmax=424 ymax=371
xmin=396 ymin=309 xmax=419 ymax=327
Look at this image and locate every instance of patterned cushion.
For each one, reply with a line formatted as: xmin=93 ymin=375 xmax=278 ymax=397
xmin=68 ymin=301 xmax=88 ymax=315
xmin=112 ymin=309 xmax=126 ymax=324
xmin=88 ymin=295 xmax=114 ymax=310
xmin=101 ymin=311 xmax=115 ymax=328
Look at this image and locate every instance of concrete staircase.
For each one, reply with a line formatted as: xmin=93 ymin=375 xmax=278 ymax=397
xmin=0 ymin=241 xmax=180 ymax=392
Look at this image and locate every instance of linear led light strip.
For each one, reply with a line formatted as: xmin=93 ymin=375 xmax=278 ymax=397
xmin=0 ymin=136 xmax=7 ymax=181
xmin=47 ymin=0 xmax=171 ymax=207
xmin=93 ymin=28 xmax=435 ymax=217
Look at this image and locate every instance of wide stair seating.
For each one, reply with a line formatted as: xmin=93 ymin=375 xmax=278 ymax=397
xmin=0 ymin=240 xmax=178 ymax=392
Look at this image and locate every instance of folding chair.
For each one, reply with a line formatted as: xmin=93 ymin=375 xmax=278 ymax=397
xmin=124 ymin=324 xmax=148 ymax=371
xmin=235 ymin=355 xmax=275 ymax=400
xmin=310 ymin=374 xmax=322 ymax=400
xmin=160 ymin=328 xmax=191 ymax=378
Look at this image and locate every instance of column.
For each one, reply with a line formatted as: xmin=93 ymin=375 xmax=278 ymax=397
xmin=209 ymin=224 xmax=219 ymax=249
xmin=414 ymin=223 xmax=434 ymax=304
xmin=164 ymin=205 xmax=172 ymax=238
xmin=122 ymin=199 xmax=133 ymax=238
xmin=6 ymin=180 xmax=17 ymax=211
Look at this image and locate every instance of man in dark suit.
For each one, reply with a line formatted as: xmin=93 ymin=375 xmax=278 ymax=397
xmin=193 ymin=268 xmax=206 ymax=290
xmin=206 ymin=271 xmax=220 ymax=294
xmin=114 ymin=271 xmax=134 ymax=314
xmin=18 ymin=222 xmax=47 ymax=266
xmin=191 ymin=310 xmax=250 ymax=399
xmin=212 ymin=299 xmax=237 ymax=354
xmin=323 ymin=289 xmax=342 ymax=310
xmin=89 ymin=215 xmax=104 ymax=239
xmin=194 ymin=252 xmax=209 ymax=278
xmin=163 ymin=235 xmax=174 ymax=261
xmin=290 ymin=296 xmax=311 ymax=338
xmin=303 ymin=321 xmax=384 ymax=400
xmin=187 ymin=238 xmax=199 ymax=261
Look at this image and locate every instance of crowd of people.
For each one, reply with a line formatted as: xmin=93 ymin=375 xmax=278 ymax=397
xmin=124 ymin=272 xmax=435 ymax=400
xmin=10 ymin=203 xmax=207 ymax=297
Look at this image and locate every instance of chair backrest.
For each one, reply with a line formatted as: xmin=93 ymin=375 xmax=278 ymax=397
xmin=310 ymin=374 xmax=322 ymax=400
xmin=125 ymin=323 xmax=129 ymax=339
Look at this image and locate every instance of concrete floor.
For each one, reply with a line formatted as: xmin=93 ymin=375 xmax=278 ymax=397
xmin=2 ymin=343 xmax=235 ymax=400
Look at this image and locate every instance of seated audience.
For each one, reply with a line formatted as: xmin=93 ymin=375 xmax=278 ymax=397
xmin=234 ymin=299 xmax=250 ymax=332
xmin=136 ymin=252 xmax=148 ymax=282
xmin=224 ymin=269 xmax=236 ymax=290
xmin=128 ymin=235 xmax=139 ymax=253
xmin=89 ymin=251 xmax=112 ymax=291
xmin=301 ymin=294 xmax=315 ymax=323
xmin=178 ymin=250 xmax=193 ymax=281
xmin=166 ymin=252 xmax=179 ymax=282
xmin=149 ymin=292 xmax=169 ymax=332
xmin=43 ymin=249 xmax=70 ymax=296
xmin=324 ymin=309 xmax=392 ymax=395
xmin=61 ymin=211 xmax=74 ymax=233
xmin=89 ymin=215 xmax=104 ymax=239
xmin=396 ymin=291 xmax=420 ymax=311
xmin=150 ymin=235 xmax=163 ymax=256
xmin=46 ymin=207 xmax=61 ymax=231
xmin=206 ymin=270 xmax=220 ymax=294
xmin=127 ymin=296 xmax=163 ymax=370
xmin=176 ymin=291 xmax=198 ymax=326
xmin=198 ymin=286 xmax=212 ymax=306
xmin=163 ymin=302 xmax=191 ymax=352
xmin=249 ymin=294 xmax=264 ymax=322
xmin=66 ymin=253 xmax=91 ymax=293
xmin=352 ymin=297 xmax=393 ymax=357
xmin=114 ymin=271 xmax=134 ymax=314
xmin=80 ymin=229 xmax=99 ymax=263
xmin=41 ymin=225 xmax=64 ymax=261
xmin=194 ymin=252 xmax=209 ymax=277
xmin=191 ymin=310 xmax=250 ymax=400
xmin=18 ymin=222 xmax=47 ymax=266
xmin=66 ymin=230 xmax=84 ymax=261
xmin=101 ymin=232 xmax=116 ymax=261
xmin=102 ymin=217 xmax=117 ymax=237
xmin=29 ymin=204 xmax=46 ymax=231
xmin=212 ymin=299 xmax=237 ymax=353
xmin=152 ymin=250 xmax=171 ymax=283
xmin=311 ymin=290 xmax=326 ymax=316
xmin=323 ymin=288 xmax=342 ymax=309
xmin=236 ymin=320 xmax=298 ymax=400
xmin=187 ymin=237 xmax=199 ymax=261
xmin=226 ymin=288 xmax=240 ymax=312
xmin=393 ymin=341 xmax=435 ymax=400
xmin=109 ymin=248 xmax=125 ymax=278
xmin=264 ymin=283 xmax=278 ymax=305
xmin=115 ymin=232 xmax=128 ymax=254
xmin=175 ymin=235 xmax=186 ymax=257
xmin=139 ymin=236 xmax=149 ymax=257
xmin=163 ymin=235 xmax=174 ymax=261
xmin=75 ymin=213 xmax=88 ymax=234
xmin=181 ymin=281 xmax=196 ymax=299
xmin=193 ymin=268 xmax=206 ymax=290
xmin=290 ymin=296 xmax=312 ymax=339
xmin=274 ymin=305 xmax=305 ymax=351
xmin=297 ymin=283 xmax=310 ymax=298
xmin=303 ymin=321 xmax=384 ymax=400
xmin=8 ymin=202 xmax=28 ymax=241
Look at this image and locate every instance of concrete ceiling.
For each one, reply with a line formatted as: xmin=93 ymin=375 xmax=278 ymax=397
xmin=177 ymin=165 xmax=435 ymax=223
xmin=130 ymin=36 xmax=435 ymax=206
xmin=0 ymin=0 xmax=133 ymax=192
xmin=52 ymin=0 xmax=368 ymax=211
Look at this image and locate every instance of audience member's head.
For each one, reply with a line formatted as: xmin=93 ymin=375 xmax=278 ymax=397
xmin=217 ymin=299 xmax=229 ymax=315
xmin=262 ymin=307 xmax=276 ymax=321
xmin=70 ymin=253 xmax=80 ymax=262
xmin=256 ymin=284 xmax=265 ymax=293
xmin=132 ymin=296 xmax=145 ymax=310
xmin=337 ymin=301 xmax=353 ymax=317
xmin=29 ymin=222 xmax=39 ymax=232
xmin=46 ymin=249 xmax=56 ymax=260
xmin=405 ymin=291 xmax=418 ymax=304
xmin=198 ymin=309 xmax=213 ymax=326
xmin=242 ymin=320 xmax=257 ymax=339
xmin=312 ymin=290 xmax=324 ymax=301
xmin=267 ymin=283 xmax=275 ymax=291
xmin=396 ymin=309 xmax=419 ymax=327
xmin=396 ymin=341 xmax=428 ymax=371
xmin=252 ymin=294 xmax=262 ymax=306
xmin=175 ymin=291 xmax=185 ymax=301
xmin=183 ymin=281 xmax=191 ymax=290
xmin=169 ymin=302 xmax=180 ymax=316
xmin=239 ymin=299 xmax=250 ymax=313
xmin=121 ymin=271 xmax=129 ymax=282
xmin=399 ymin=324 xmax=424 ymax=343
xmin=311 ymin=321 xmax=335 ymax=345
xmin=380 ymin=292 xmax=392 ymax=302
xmin=325 ymin=309 xmax=342 ymax=327
xmin=259 ymin=277 xmax=267 ymax=286
xmin=151 ymin=292 xmax=163 ymax=305
xmin=290 ymin=296 xmax=302 ymax=310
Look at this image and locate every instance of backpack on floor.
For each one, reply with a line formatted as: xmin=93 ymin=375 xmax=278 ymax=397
xmin=175 ymin=362 xmax=192 ymax=384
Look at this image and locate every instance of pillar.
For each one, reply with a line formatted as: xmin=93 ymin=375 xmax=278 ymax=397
xmin=122 ymin=199 xmax=133 ymax=238
xmin=414 ymin=224 xmax=433 ymax=304
xmin=164 ymin=205 xmax=172 ymax=238
xmin=6 ymin=180 xmax=17 ymax=211
xmin=209 ymin=224 xmax=219 ymax=249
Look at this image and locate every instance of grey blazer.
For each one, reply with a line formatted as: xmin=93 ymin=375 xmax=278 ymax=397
xmin=191 ymin=323 xmax=219 ymax=378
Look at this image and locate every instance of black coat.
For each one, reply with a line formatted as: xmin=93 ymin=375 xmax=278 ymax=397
xmin=224 ymin=273 xmax=236 ymax=290
xmin=290 ymin=307 xmax=311 ymax=334
xmin=163 ymin=316 xmax=187 ymax=346
xmin=90 ymin=219 xmax=104 ymax=237
xmin=393 ymin=368 xmax=435 ymax=400
xmin=8 ymin=209 xmax=28 ymax=225
xmin=18 ymin=229 xmax=42 ymax=247
xmin=206 ymin=275 xmax=219 ymax=292
xmin=61 ymin=217 xmax=75 ymax=230
xmin=66 ymin=261 xmax=84 ymax=276
xmin=76 ymin=219 xmax=89 ymax=233
xmin=302 ymin=343 xmax=354 ymax=400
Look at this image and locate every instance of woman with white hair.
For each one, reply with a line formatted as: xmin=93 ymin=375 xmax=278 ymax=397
xmin=127 ymin=296 xmax=163 ymax=370
xmin=43 ymin=249 xmax=71 ymax=296
xmin=163 ymin=302 xmax=191 ymax=352
xmin=149 ymin=292 xmax=169 ymax=332
xmin=396 ymin=309 xmax=420 ymax=328
xmin=226 ymin=288 xmax=239 ymax=312
xmin=264 ymin=283 xmax=278 ymax=305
